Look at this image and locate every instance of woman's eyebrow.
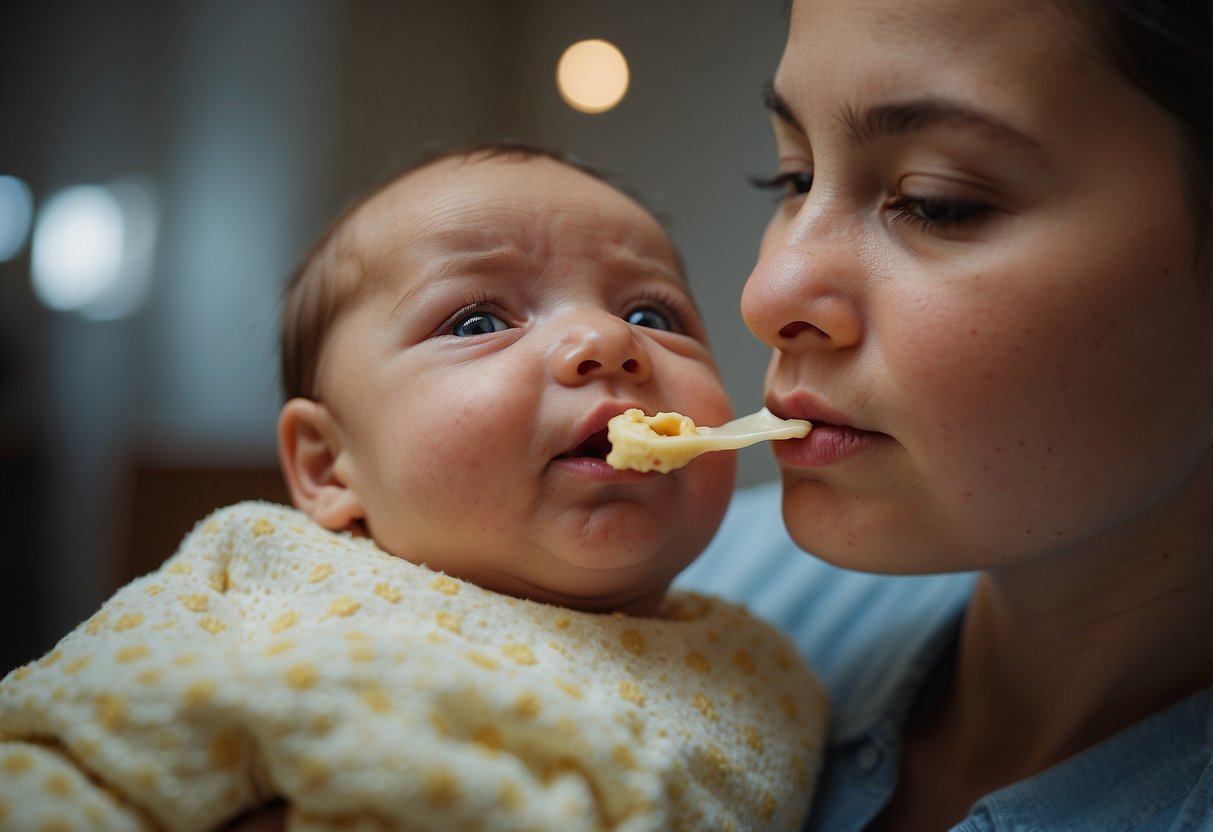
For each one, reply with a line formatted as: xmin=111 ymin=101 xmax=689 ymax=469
xmin=764 ymin=80 xmax=1042 ymax=155
xmin=841 ymin=99 xmax=1043 ymax=151
xmin=763 ymin=80 xmax=804 ymax=132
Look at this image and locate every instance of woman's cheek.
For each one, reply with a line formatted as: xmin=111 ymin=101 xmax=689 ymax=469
xmin=888 ymin=301 xmax=1048 ymax=475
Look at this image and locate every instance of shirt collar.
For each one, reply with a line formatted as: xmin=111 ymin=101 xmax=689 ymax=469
xmin=972 ymin=686 xmax=1212 ymax=830
xmin=829 ymin=603 xmax=964 ymax=745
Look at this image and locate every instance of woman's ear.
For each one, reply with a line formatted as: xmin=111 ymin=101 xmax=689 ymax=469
xmin=277 ymin=398 xmax=365 ymax=531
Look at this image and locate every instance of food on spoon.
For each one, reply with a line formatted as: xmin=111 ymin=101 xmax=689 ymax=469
xmin=606 ymin=408 xmax=811 ymax=473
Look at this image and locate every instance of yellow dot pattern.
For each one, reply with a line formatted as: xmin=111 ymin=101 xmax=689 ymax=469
xmin=501 ymin=642 xmax=536 ymax=665
xmin=619 ymin=680 xmax=646 ymax=706
xmin=620 ymin=629 xmax=646 ymax=656
xmin=115 ymin=645 xmax=149 ymax=663
xmin=112 ymin=613 xmax=144 ymax=632
xmin=326 ymin=596 xmax=360 ymax=618
xmin=0 ymin=742 xmax=144 ymax=830
xmin=285 ymin=664 xmax=318 ymax=690
xmin=270 ymin=610 xmax=299 ymax=634
xmin=307 ymin=562 xmax=333 ymax=583
xmin=184 ymin=679 xmax=217 ymax=706
xmin=0 ymin=502 xmax=828 ymax=831
xmin=435 ymin=611 xmax=462 ymax=634
xmin=373 ymin=582 xmax=401 ymax=603
xmin=178 ymin=593 xmax=209 ymax=612
xmin=430 ymin=575 xmax=460 ymax=596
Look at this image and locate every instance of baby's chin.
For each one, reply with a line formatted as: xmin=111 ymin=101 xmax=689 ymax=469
xmin=453 ymin=552 xmax=684 ymax=617
xmin=511 ymin=576 xmax=675 ymax=618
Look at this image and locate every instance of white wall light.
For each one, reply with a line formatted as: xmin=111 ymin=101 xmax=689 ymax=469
xmin=556 ymin=39 xmax=629 ymax=114
xmin=0 ymin=175 xmax=34 ymax=262
xmin=30 ymin=178 xmax=158 ymax=320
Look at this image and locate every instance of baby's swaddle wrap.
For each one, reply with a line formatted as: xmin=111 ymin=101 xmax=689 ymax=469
xmin=0 ymin=502 xmax=828 ymax=831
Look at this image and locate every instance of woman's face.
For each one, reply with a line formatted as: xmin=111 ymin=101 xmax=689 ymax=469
xmin=743 ymin=0 xmax=1213 ymax=572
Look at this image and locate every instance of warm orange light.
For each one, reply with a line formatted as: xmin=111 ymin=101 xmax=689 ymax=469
xmin=556 ymin=39 xmax=629 ymax=114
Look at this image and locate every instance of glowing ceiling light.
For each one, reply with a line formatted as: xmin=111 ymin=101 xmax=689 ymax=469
xmin=556 ymin=39 xmax=629 ymax=114
xmin=0 ymin=175 xmax=34 ymax=262
xmin=31 ymin=179 xmax=158 ymax=320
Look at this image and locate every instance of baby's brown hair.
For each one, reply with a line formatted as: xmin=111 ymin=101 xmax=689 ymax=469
xmin=279 ymin=142 xmax=620 ymax=402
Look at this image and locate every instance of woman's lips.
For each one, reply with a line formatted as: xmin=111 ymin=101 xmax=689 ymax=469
xmin=772 ymin=422 xmax=886 ymax=467
xmin=766 ymin=395 xmax=888 ymax=467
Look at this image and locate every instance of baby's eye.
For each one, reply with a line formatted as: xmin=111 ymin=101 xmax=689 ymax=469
xmin=452 ymin=312 xmax=509 ymax=337
xmin=625 ymin=308 xmax=673 ymax=331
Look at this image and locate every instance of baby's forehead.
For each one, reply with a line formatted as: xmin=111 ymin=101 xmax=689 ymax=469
xmin=343 ymin=154 xmax=684 ymax=284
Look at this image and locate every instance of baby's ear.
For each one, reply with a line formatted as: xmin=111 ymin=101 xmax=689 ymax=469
xmin=278 ymin=398 xmax=365 ymax=531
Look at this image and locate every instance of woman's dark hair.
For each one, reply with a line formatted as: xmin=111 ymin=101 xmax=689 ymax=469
xmin=1080 ymin=0 xmax=1213 ymax=214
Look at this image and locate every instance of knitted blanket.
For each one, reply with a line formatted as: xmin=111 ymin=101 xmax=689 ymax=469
xmin=0 ymin=502 xmax=828 ymax=831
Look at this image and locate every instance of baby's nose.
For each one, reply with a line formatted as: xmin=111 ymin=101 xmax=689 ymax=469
xmin=551 ymin=311 xmax=653 ymax=386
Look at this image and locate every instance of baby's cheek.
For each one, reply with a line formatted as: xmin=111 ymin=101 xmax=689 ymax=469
xmin=686 ymin=373 xmax=735 ymax=426
xmin=684 ymin=450 xmax=736 ymax=530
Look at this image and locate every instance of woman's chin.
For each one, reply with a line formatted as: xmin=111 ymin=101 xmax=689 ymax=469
xmin=778 ymin=475 xmax=943 ymax=575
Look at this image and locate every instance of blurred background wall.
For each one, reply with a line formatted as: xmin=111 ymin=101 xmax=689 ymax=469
xmin=0 ymin=0 xmax=788 ymax=670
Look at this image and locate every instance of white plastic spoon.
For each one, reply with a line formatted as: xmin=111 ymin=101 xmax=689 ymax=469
xmin=606 ymin=407 xmax=811 ymax=473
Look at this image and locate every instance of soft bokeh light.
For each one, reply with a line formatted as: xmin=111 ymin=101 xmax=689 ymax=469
xmin=0 ymin=175 xmax=34 ymax=262
xmin=556 ymin=39 xmax=629 ymax=114
xmin=30 ymin=179 xmax=158 ymax=320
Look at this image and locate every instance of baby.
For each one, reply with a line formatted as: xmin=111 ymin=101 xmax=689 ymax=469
xmin=0 ymin=144 xmax=827 ymax=832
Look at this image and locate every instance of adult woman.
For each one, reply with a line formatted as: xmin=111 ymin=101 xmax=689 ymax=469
xmin=682 ymin=0 xmax=1213 ymax=828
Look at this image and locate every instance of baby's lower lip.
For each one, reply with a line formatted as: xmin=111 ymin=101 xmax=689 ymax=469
xmin=773 ymin=422 xmax=886 ymax=467
xmin=552 ymin=455 xmax=657 ymax=481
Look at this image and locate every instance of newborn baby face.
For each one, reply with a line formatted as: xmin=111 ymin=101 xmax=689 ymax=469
xmin=309 ymin=155 xmax=735 ymax=614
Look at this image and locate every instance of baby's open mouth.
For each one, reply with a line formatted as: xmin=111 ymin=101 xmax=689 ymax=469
xmin=557 ymin=428 xmax=612 ymax=460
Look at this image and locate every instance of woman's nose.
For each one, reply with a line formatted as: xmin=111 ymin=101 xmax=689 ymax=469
xmin=741 ymin=244 xmax=862 ymax=351
xmin=551 ymin=311 xmax=653 ymax=386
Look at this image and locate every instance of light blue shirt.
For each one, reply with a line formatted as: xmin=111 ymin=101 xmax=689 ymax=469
xmin=676 ymin=481 xmax=1213 ymax=831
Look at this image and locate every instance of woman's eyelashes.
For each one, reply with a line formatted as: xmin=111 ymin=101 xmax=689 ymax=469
xmin=751 ymin=167 xmax=994 ymax=231
xmin=751 ymin=170 xmax=814 ymax=200
xmin=886 ymin=194 xmax=993 ymax=229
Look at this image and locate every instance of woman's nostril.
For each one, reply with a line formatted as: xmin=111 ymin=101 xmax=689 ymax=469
xmin=577 ymin=359 xmax=602 ymax=375
xmin=779 ymin=321 xmax=816 ymax=339
xmin=622 ymin=358 xmax=639 ymax=373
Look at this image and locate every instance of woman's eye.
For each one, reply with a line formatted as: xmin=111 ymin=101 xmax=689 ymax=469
xmin=451 ymin=312 xmax=509 ymax=337
xmin=889 ymin=195 xmax=991 ymax=228
xmin=751 ymin=171 xmax=813 ymax=199
xmin=625 ymin=308 xmax=673 ymax=331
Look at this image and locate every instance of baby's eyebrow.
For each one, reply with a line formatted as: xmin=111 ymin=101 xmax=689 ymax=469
xmin=386 ymin=245 xmax=528 ymax=320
